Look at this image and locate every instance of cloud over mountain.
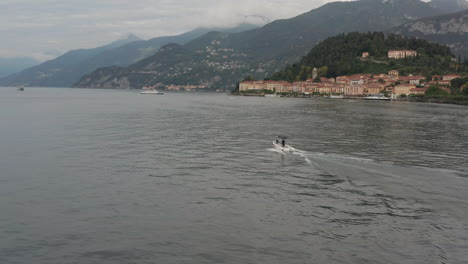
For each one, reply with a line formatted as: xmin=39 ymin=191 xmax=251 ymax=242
xmin=0 ymin=0 xmax=343 ymax=61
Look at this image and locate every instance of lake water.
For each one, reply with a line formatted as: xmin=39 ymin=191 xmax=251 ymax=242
xmin=0 ymin=87 xmax=467 ymax=264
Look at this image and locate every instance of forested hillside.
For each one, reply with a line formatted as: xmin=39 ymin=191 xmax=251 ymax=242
xmin=270 ymin=32 xmax=454 ymax=82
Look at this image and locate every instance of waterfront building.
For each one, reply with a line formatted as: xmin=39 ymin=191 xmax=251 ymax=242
xmin=292 ymin=82 xmax=306 ymax=93
xmin=394 ymin=84 xmax=416 ymax=95
xmin=239 ymin=81 xmax=265 ymax=91
xmin=344 ymin=85 xmax=364 ymax=96
xmin=239 ymin=80 xmax=295 ymax=92
xmin=265 ymin=80 xmax=291 ymax=92
xmin=365 ymin=84 xmax=385 ymax=95
xmin=239 ymin=71 xmax=461 ymax=97
xmin=410 ymin=87 xmax=427 ymax=95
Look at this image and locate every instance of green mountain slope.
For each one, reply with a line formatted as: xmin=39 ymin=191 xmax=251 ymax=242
xmin=75 ymin=0 xmax=445 ymax=89
xmin=270 ymin=32 xmax=454 ymax=81
xmin=70 ymin=24 xmax=258 ymax=79
xmin=0 ymin=24 xmax=257 ymax=88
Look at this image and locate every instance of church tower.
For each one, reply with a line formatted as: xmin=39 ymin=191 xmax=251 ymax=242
xmin=312 ymin=68 xmax=318 ymax=79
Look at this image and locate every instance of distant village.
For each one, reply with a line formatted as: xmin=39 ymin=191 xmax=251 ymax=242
xmin=239 ymin=50 xmax=464 ymax=97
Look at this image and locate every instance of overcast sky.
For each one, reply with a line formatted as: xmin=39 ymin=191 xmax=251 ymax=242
xmin=0 ymin=0 xmax=348 ymax=61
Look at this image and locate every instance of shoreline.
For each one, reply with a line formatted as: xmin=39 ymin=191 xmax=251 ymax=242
xmin=230 ymin=92 xmax=468 ymax=105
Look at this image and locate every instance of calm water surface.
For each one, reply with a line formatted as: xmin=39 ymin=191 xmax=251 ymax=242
xmin=0 ymin=87 xmax=467 ymax=264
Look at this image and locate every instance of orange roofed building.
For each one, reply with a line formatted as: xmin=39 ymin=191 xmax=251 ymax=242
xmin=393 ymin=84 xmax=416 ymax=95
xmin=442 ymin=74 xmax=461 ymax=81
xmin=239 ymin=80 xmax=292 ymax=92
xmin=410 ymin=87 xmax=427 ymax=95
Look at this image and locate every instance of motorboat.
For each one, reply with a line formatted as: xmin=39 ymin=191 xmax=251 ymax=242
xmin=327 ymin=94 xmax=344 ymax=99
xmin=363 ymin=94 xmax=390 ymax=100
xmin=17 ymin=85 xmax=24 ymax=91
xmin=140 ymin=89 xmax=164 ymax=95
xmin=273 ymin=136 xmax=296 ymax=153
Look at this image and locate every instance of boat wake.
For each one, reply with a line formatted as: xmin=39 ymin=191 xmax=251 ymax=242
xmin=292 ymin=149 xmax=312 ymax=164
xmin=269 ymin=144 xmax=381 ymax=173
xmin=267 ymin=143 xmax=468 ymax=263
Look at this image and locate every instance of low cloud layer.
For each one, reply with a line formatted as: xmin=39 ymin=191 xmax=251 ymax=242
xmin=0 ymin=0 xmax=343 ymax=61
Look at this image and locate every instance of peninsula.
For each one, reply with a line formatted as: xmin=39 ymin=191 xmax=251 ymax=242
xmin=235 ymin=32 xmax=468 ymax=102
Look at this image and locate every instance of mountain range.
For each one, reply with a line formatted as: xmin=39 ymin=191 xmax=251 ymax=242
xmin=75 ymin=0 xmax=464 ymax=89
xmin=429 ymin=0 xmax=468 ymax=13
xmin=0 ymin=34 xmax=140 ymax=87
xmin=0 ymin=24 xmax=257 ymax=87
xmin=391 ymin=9 xmax=468 ymax=57
xmin=3 ymin=0 xmax=468 ymax=89
xmin=0 ymin=57 xmax=40 ymax=79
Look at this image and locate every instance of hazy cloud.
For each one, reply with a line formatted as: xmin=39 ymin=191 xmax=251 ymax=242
xmin=0 ymin=0 xmax=346 ymax=61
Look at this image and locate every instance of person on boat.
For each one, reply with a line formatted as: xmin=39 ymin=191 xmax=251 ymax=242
xmin=276 ymin=139 xmax=279 ymax=144
xmin=281 ymin=139 xmax=285 ymax=147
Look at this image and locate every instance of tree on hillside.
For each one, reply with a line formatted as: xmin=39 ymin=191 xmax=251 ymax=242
xmin=425 ymin=85 xmax=449 ymax=96
xmin=243 ymin=75 xmax=256 ymax=82
xmin=451 ymin=77 xmax=467 ymax=89
xmin=462 ymin=85 xmax=468 ymax=96
xmin=317 ymin=66 xmax=328 ymax=77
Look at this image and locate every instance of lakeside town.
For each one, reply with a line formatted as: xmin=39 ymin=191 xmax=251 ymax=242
xmin=238 ymin=50 xmax=466 ymax=98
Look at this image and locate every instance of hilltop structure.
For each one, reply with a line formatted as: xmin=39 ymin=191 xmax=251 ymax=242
xmin=388 ymin=50 xmax=418 ymax=59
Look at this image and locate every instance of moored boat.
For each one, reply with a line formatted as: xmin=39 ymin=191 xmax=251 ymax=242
xmin=327 ymin=94 xmax=344 ymax=99
xmin=140 ymin=89 xmax=164 ymax=95
xmin=364 ymin=94 xmax=390 ymax=100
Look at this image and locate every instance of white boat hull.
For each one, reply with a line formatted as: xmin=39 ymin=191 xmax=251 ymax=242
xmin=327 ymin=95 xmax=344 ymax=99
xmin=364 ymin=94 xmax=390 ymax=100
xmin=140 ymin=90 xmax=164 ymax=95
xmin=363 ymin=97 xmax=390 ymax=100
xmin=273 ymin=141 xmax=296 ymax=153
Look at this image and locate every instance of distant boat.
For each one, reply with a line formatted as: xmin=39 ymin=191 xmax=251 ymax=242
xmin=265 ymin=94 xmax=280 ymax=97
xmin=17 ymin=85 xmax=24 ymax=91
xmin=327 ymin=95 xmax=344 ymax=99
xmin=140 ymin=89 xmax=164 ymax=95
xmin=364 ymin=94 xmax=390 ymax=100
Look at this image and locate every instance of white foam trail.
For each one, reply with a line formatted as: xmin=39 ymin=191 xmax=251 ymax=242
xmin=291 ymin=150 xmax=312 ymax=164
xmin=269 ymin=144 xmax=376 ymax=167
xmin=295 ymin=146 xmax=378 ymax=167
xmin=267 ymin=148 xmax=281 ymax=153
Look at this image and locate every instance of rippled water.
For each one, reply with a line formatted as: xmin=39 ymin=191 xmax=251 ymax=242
xmin=0 ymin=88 xmax=467 ymax=264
